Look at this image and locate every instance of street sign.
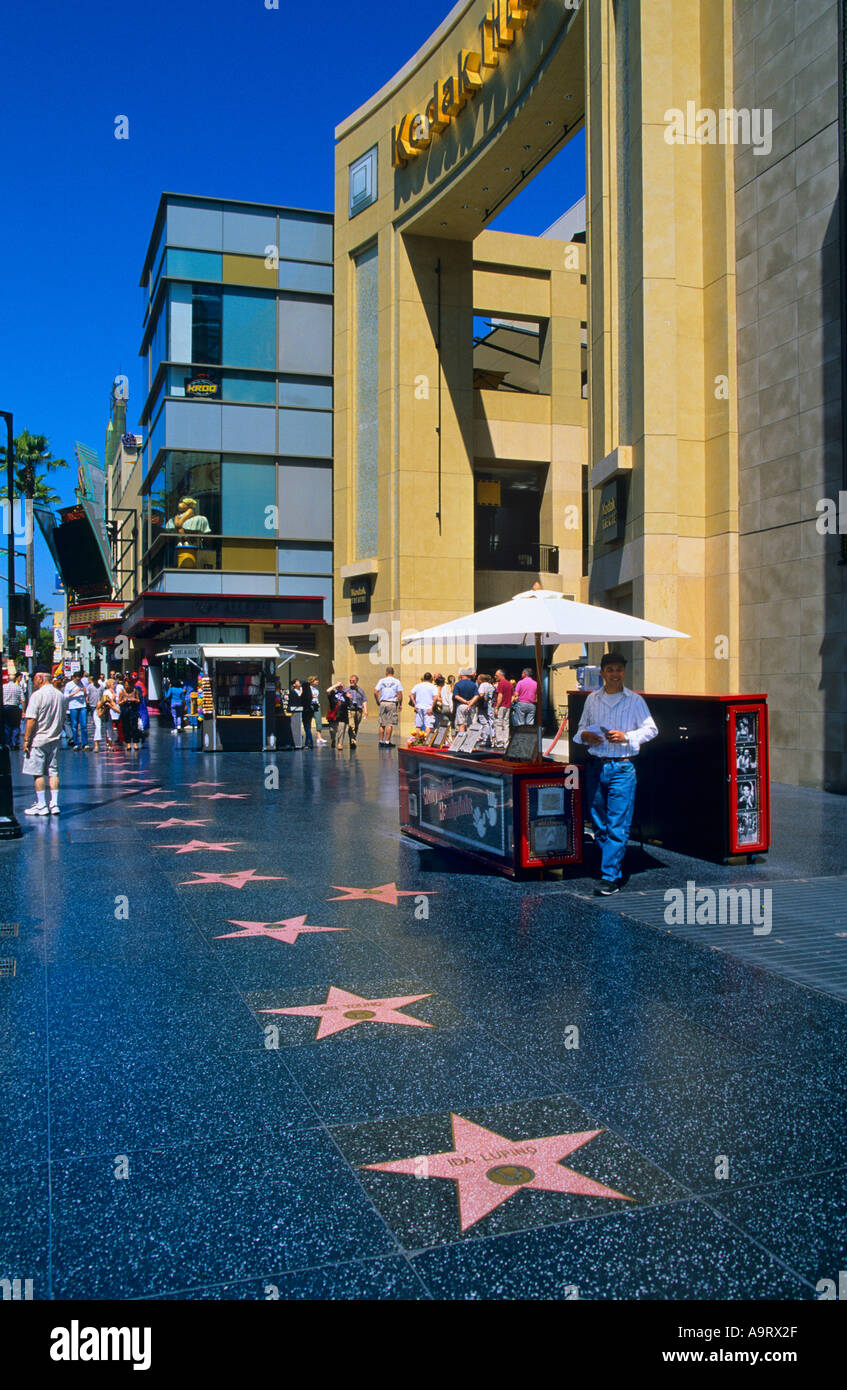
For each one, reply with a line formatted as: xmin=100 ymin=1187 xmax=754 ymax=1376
xmin=24 ymin=644 xmax=32 ymax=657
xmin=169 ymin=644 xmax=202 ymax=662
xmin=53 ymin=627 xmax=64 ymax=647
xmin=53 ymin=649 xmax=62 ymax=664
xmin=54 ymin=574 xmax=64 ymax=592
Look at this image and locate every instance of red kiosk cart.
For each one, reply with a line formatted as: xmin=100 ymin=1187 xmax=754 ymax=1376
xmin=399 ymin=741 xmax=582 ymax=879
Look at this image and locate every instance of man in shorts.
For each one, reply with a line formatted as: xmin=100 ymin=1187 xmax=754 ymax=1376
xmin=22 ymin=669 xmax=66 ymax=816
xmin=374 ymin=666 xmax=403 ymax=747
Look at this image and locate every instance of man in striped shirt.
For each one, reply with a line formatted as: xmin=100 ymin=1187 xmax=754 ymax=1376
xmin=572 ymin=652 xmax=658 ymax=895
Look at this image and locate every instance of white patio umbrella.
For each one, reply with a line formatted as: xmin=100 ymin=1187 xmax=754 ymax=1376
xmin=402 ymin=587 xmax=688 ymax=760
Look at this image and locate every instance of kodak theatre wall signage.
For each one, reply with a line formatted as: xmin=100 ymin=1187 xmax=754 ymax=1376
xmin=391 ymin=0 xmax=541 ymax=169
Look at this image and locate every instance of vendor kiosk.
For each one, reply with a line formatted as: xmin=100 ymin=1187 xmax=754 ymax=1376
xmin=567 ymin=691 xmax=771 ymax=863
xmin=399 ymin=727 xmax=582 ymax=879
xmin=162 ymin=644 xmax=316 ymax=752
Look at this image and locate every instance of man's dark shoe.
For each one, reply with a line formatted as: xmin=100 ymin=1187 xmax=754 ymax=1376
xmin=594 ymin=879 xmax=621 ymax=896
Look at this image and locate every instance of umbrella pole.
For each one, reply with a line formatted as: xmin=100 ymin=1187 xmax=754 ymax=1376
xmin=533 ymin=633 xmax=543 ymax=764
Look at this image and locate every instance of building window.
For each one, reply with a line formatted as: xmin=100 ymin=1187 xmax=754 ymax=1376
xmin=474 ymin=467 xmax=546 ymax=571
xmin=353 ymin=243 xmax=379 ymax=557
xmin=349 ymin=145 xmax=378 ymax=218
xmin=192 ymin=285 xmax=223 ymax=365
xmin=221 ymin=457 xmax=277 ymax=536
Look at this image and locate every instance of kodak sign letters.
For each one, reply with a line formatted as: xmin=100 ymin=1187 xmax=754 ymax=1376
xmin=391 ymin=0 xmax=538 ymax=169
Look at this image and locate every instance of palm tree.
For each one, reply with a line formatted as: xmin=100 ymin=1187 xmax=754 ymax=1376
xmin=0 ymin=431 xmax=68 ymax=662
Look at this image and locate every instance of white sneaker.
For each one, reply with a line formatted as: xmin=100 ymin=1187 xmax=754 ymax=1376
xmin=49 ymin=804 xmax=60 ymax=815
xmin=24 ymin=804 xmax=49 ymax=816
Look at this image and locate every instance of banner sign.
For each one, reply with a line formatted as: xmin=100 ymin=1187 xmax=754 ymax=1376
xmin=413 ymin=764 xmax=508 ymax=857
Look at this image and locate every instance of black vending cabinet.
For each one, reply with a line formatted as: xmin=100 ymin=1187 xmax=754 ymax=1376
xmin=567 ymin=692 xmax=770 ymax=863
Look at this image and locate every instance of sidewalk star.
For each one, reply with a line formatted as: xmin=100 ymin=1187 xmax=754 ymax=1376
xmin=129 ymin=801 xmax=188 ymax=810
xmin=214 ymin=916 xmax=348 ymax=945
xmin=362 ymin=1115 xmax=633 ymax=1231
xmin=156 ymin=839 xmax=242 ymax=854
xmin=327 ymin=883 xmax=438 ymax=906
xmin=139 ymin=818 xmax=211 ymax=829
xmin=178 ymin=869 xmax=286 ymax=889
xmin=261 ymin=985 xmax=433 ymax=1039
xmin=187 ymin=781 xmax=226 ymax=787
xmin=194 ymin=792 xmax=248 ymax=800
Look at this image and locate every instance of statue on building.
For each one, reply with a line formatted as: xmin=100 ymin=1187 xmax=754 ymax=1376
xmin=164 ymin=496 xmax=211 ymax=569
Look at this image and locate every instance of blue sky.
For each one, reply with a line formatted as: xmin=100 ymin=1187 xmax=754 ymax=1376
xmin=1 ymin=0 xmax=585 ymax=617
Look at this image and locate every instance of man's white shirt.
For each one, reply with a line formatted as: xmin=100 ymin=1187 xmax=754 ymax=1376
xmin=411 ymin=681 xmax=438 ymax=712
xmin=573 ymin=687 xmax=658 ymax=759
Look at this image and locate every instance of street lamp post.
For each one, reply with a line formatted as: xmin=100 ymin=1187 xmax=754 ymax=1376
xmin=0 ymin=409 xmax=23 ymax=838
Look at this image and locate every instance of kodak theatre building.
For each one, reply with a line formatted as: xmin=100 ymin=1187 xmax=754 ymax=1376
xmin=333 ymin=0 xmax=847 ymax=792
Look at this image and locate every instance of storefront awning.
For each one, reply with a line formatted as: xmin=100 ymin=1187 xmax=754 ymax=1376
xmin=200 ymin=644 xmax=318 ymax=661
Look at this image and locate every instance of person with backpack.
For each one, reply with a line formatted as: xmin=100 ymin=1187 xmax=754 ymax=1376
xmin=167 ymin=680 xmax=186 ymax=734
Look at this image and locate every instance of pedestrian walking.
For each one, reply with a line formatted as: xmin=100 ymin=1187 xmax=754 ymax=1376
xmin=118 ymin=676 xmax=141 ymax=752
xmin=289 ymin=678 xmax=314 ymax=749
xmin=374 ymin=667 xmax=403 ymax=747
xmin=167 ymin=680 xmax=186 ymax=734
xmin=345 ymin=675 xmax=368 ymax=747
xmin=573 ymin=651 xmax=658 ymax=895
xmin=309 ymin=676 xmax=327 ymax=745
xmin=21 ymin=669 xmax=65 ymax=816
xmin=102 ymin=679 xmax=122 ymax=751
xmin=452 ymin=669 xmax=479 ymax=729
xmin=512 ymin=668 xmax=538 ymax=725
xmin=63 ymin=674 xmax=88 ymax=750
xmin=2 ymin=672 xmax=25 ymax=748
xmin=493 ymin=669 xmax=514 ymax=749
xmin=476 ymin=672 xmax=496 ymax=744
xmin=86 ymin=676 xmax=102 ymax=751
xmin=409 ymin=671 xmax=438 ymax=732
xmin=326 ymin=681 xmax=350 ymax=749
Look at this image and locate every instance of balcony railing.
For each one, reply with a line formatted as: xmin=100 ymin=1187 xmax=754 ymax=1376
xmin=141 ymin=531 xmax=277 ymax=588
xmin=476 ymin=541 xmax=559 ymax=574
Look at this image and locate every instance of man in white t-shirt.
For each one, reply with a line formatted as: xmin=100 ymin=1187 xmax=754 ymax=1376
xmin=410 ymin=672 xmax=439 ymax=731
xmin=374 ymin=667 xmax=403 ymax=748
xmin=22 ymin=670 xmax=66 ymax=816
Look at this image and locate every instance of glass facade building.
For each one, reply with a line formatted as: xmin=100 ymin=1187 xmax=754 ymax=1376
xmin=127 ymin=194 xmax=333 ymax=671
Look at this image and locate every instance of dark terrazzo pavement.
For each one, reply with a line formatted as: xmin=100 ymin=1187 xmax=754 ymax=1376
xmin=0 ymin=725 xmax=844 ymax=1300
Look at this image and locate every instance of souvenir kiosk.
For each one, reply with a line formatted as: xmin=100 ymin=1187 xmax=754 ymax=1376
xmin=568 ymin=690 xmax=771 ymax=863
xmin=399 ymin=727 xmax=582 ymax=879
xmin=162 ymin=644 xmax=316 ymax=752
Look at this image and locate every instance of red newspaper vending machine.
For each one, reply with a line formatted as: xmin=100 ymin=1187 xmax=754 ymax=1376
xmin=567 ymin=692 xmax=770 ymax=864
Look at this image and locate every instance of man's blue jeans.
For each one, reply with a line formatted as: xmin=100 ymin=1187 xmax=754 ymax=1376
xmin=585 ymin=758 xmax=637 ymax=882
xmin=68 ymin=707 xmax=85 ymax=748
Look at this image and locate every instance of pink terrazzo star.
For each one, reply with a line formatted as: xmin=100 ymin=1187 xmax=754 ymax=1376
xmin=139 ymin=818 xmax=212 ymax=829
xmin=178 ymin=869 xmax=286 ymax=889
xmin=327 ymin=883 xmax=438 ymax=906
xmin=214 ymin=916 xmax=348 ymax=945
xmin=187 ymin=781 xmax=227 ymax=787
xmin=363 ymin=1115 xmax=633 ymax=1232
xmin=156 ymin=839 xmax=243 ymax=854
xmin=194 ymin=792 xmax=248 ymax=800
xmin=129 ymin=801 xmax=188 ymax=810
xmin=261 ymin=985 xmax=433 ymax=1039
